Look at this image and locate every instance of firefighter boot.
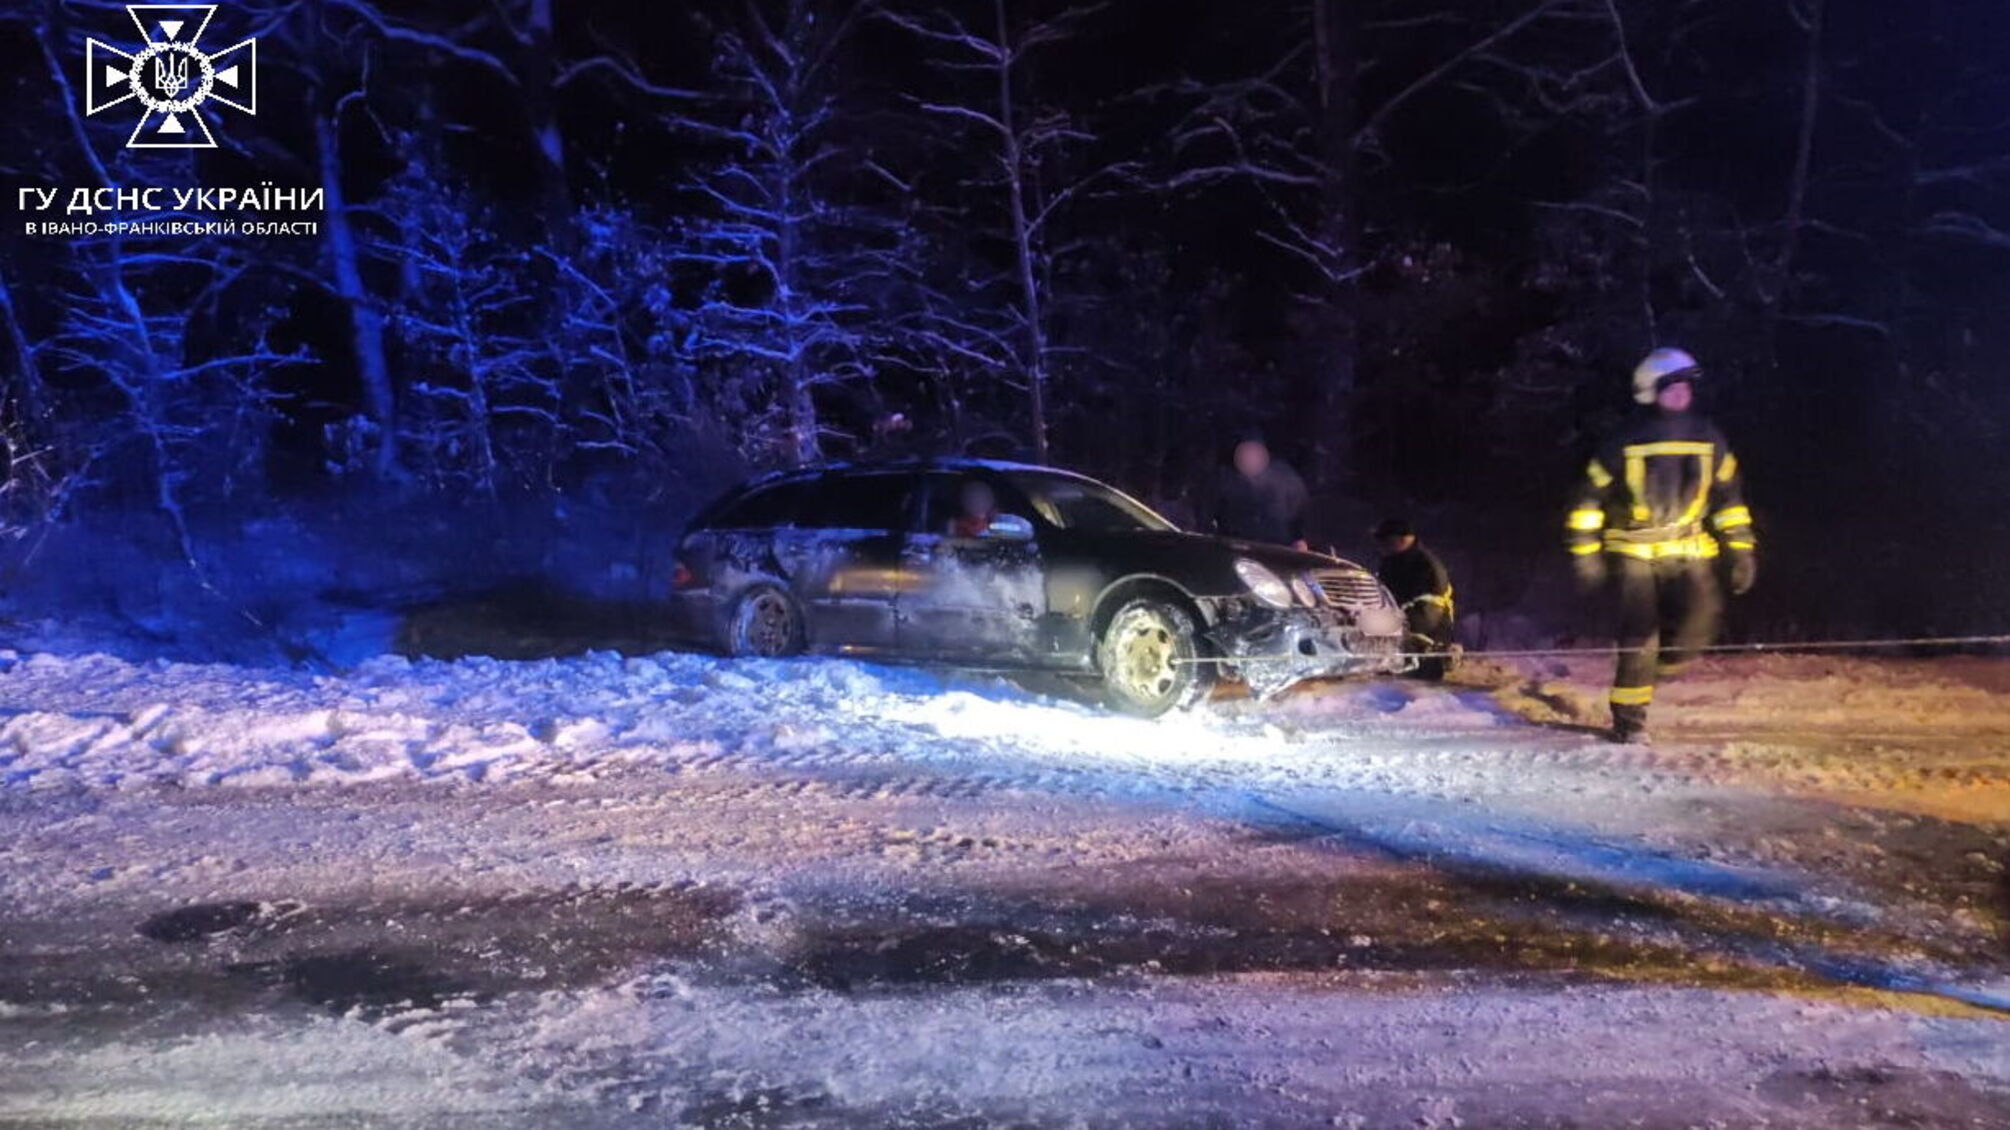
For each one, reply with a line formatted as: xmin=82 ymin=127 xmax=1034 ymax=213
xmin=1608 ymin=702 xmax=1650 ymax=744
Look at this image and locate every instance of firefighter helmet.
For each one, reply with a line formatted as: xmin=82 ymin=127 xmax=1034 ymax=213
xmin=1633 ymin=348 xmax=1701 ymax=404
xmin=1372 ymin=517 xmax=1414 ymax=541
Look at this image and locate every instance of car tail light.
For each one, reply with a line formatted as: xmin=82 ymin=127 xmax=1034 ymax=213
xmin=670 ymin=561 xmax=697 ymax=590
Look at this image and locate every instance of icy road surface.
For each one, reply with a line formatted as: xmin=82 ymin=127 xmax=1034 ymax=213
xmin=1 ymin=649 xmax=2007 ymax=1127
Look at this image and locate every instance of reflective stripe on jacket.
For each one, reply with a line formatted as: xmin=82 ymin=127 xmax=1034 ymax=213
xmin=1566 ymin=412 xmax=1756 ymax=560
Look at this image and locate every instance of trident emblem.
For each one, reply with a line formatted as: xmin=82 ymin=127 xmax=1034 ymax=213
xmin=153 ymin=52 xmax=190 ymax=97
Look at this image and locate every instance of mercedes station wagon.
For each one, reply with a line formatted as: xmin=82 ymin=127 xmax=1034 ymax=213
xmin=668 ymin=459 xmax=1411 ymax=715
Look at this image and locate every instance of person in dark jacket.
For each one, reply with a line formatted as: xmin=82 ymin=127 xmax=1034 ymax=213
xmin=1212 ymin=435 xmax=1309 ymax=550
xmin=1374 ymin=518 xmax=1456 ymax=680
xmin=1567 ymin=348 xmax=1758 ymax=743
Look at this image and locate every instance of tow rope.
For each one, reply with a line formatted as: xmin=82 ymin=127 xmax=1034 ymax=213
xmin=1176 ymin=633 xmax=2010 ymax=666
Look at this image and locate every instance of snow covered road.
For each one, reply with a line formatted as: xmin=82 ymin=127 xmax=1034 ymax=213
xmin=1 ymin=649 xmax=2007 ymax=1127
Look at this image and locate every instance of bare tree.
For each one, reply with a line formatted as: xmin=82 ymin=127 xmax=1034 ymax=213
xmin=667 ymin=0 xmax=899 ymax=465
xmin=23 ymin=2 xmax=294 ymax=574
xmin=293 ymin=0 xmax=582 ymax=479
xmin=372 ymin=169 xmax=552 ymax=495
xmin=0 ymin=269 xmax=47 ymax=434
xmin=312 ymin=80 xmax=400 ymax=480
xmin=880 ymin=0 xmax=1131 ymax=463
xmin=1159 ymin=0 xmax=1579 ymax=484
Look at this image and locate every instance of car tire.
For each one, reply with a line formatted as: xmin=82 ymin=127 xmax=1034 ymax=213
xmin=1095 ymin=597 xmax=1212 ymax=717
xmin=726 ymin=584 xmax=806 ymax=658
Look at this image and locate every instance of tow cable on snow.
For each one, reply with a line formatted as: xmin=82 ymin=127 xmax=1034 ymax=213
xmin=1173 ymin=633 xmax=2010 ymax=665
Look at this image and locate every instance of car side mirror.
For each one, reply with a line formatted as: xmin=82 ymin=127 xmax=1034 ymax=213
xmin=985 ymin=513 xmax=1034 ymax=541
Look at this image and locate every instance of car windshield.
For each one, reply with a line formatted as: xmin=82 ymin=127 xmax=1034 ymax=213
xmin=1007 ymin=473 xmax=1175 ymax=533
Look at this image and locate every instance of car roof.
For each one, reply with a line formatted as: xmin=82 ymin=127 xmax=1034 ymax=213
xmin=690 ymin=455 xmax=1214 ymax=545
xmin=689 ymin=457 xmax=1162 ymax=534
xmin=738 ymin=456 xmax=1102 ymax=490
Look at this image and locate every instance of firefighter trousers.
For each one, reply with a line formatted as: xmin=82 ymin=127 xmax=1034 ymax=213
xmin=1609 ymin=555 xmax=1723 ymax=728
xmin=1404 ymin=601 xmax=1454 ymax=681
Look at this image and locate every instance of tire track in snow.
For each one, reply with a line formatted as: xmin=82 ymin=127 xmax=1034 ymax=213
xmin=1246 ymin=791 xmax=2010 ymax=1017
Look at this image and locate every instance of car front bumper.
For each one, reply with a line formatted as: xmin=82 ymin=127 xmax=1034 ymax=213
xmin=1204 ymin=603 xmax=1415 ymax=698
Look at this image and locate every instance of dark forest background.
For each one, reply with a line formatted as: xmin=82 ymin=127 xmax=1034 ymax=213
xmin=1 ymin=0 xmax=2007 ymax=662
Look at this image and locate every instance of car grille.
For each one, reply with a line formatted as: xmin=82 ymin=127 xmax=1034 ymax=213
xmin=1314 ymin=568 xmax=1385 ymax=608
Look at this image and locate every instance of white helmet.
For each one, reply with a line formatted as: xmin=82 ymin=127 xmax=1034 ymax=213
xmin=1632 ymin=347 xmax=1701 ymax=405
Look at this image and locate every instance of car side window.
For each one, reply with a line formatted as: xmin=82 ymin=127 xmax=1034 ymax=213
xmin=799 ymin=473 xmax=916 ymax=532
xmin=916 ymin=475 xmax=965 ymax=535
xmin=917 ymin=473 xmax=1042 ymax=537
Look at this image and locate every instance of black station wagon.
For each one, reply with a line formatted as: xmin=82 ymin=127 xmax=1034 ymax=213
xmin=668 ymin=458 xmax=1411 ymax=715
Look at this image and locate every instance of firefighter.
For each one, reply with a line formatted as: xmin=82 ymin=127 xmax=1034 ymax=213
xmin=1568 ymin=348 xmax=1758 ymax=743
xmin=1212 ymin=433 xmax=1310 ymax=551
xmin=1374 ymin=517 xmax=1456 ymax=680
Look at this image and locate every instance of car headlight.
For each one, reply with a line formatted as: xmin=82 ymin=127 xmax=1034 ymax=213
xmin=1234 ymin=558 xmax=1294 ymax=608
xmin=1290 ymin=574 xmax=1322 ymax=608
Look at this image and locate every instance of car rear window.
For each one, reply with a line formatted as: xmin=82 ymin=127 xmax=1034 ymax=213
xmin=705 ymin=479 xmax=812 ymax=529
xmin=798 ymin=473 xmax=916 ymax=532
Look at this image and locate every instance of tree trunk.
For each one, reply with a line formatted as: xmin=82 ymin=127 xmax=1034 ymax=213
xmin=522 ymin=0 xmax=572 ymax=246
xmin=1604 ymin=0 xmax=1662 ymax=341
xmin=1775 ymin=0 xmax=1824 ymax=304
xmin=995 ymin=0 xmax=1050 ymax=463
xmin=1308 ymin=0 xmax=1360 ymax=491
xmin=0 ymin=269 xmax=47 ymax=433
xmin=315 ymin=97 xmax=398 ymax=480
xmin=1637 ymin=111 xmax=1661 ymax=340
xmin=444 ymin=243 xmax=499 ymax=496
xmin=777 ymin=157 xmax=820 ymax=465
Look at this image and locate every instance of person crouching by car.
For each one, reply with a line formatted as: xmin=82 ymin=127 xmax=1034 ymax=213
xmin=1211 ymin=432 xmax=1310 ymax=551
xmin=1374 ymin=517 xmax=1456 ymax=680
xmin=947 ymin=479 xmax=998 ymax=538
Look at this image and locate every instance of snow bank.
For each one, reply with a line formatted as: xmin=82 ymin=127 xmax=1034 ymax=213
xmin=0 ymin=648 xmax=1343 ymax=792
xmin=4 ymin=650 xmax=2006 ymax=812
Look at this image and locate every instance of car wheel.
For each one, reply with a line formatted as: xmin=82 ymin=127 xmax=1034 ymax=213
xmin=727 ymin=584 xmax=805 ymax=658
xmin=1095 ymin=597 xmax=1212 ymax=717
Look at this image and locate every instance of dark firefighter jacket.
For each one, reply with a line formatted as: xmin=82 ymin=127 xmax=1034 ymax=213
xmin=1378 ymin=542 xmax=1454 ymax=616
xmin=1567 ymin=410 xmax=1756 ymax=561
xmin=1213 ymin=462 xmax=1308 ymax=546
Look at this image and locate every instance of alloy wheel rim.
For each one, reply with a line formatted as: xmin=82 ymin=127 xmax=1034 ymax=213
xmin=1113 ymin=612 xmax=1180 ymax=701
xmin=744 ymin=592 xmax=794 ymax=656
